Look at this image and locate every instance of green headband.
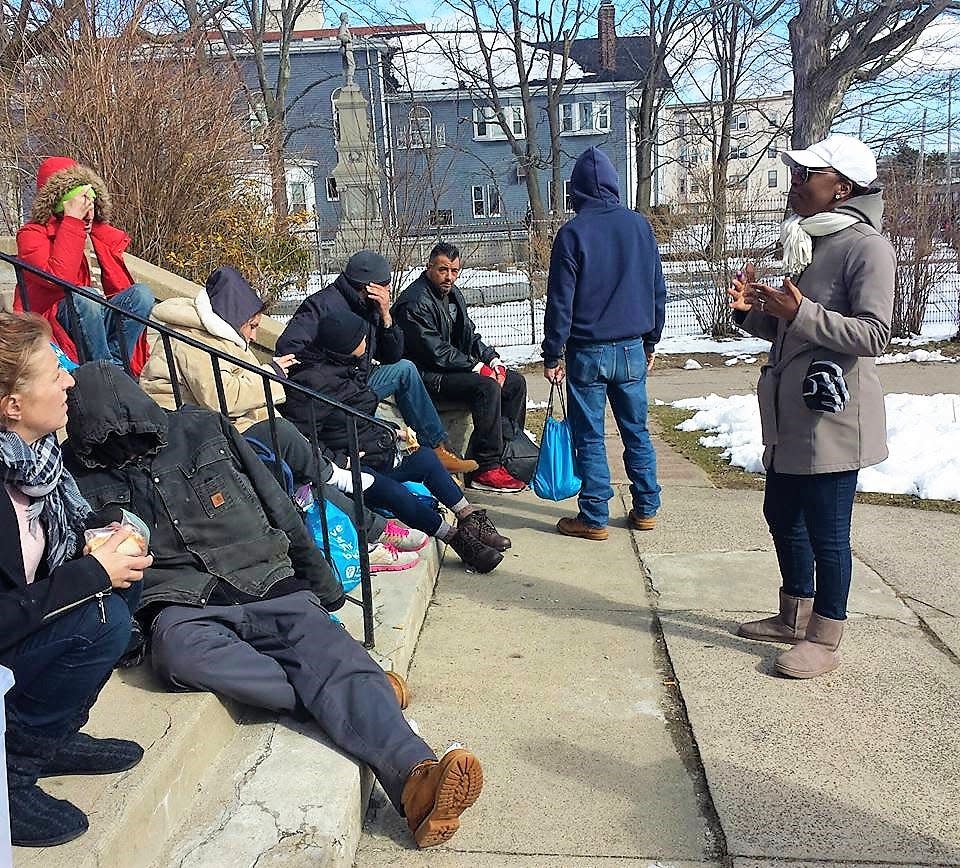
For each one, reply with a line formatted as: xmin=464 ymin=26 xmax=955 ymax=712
xmin=53 ymin=184 xmax=96 ymax=215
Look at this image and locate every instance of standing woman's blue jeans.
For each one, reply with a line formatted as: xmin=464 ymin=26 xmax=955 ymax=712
xmin=763 ymin=468 xmax=859 ymax=620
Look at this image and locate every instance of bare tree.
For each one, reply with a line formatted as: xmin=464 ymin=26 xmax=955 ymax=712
xmin=788 ymin=0 xmax=959 ymax=147
xmin=620 ymin=0 xmax=703 ymax=211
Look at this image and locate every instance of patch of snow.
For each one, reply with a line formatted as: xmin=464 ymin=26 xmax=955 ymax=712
xmin=672 ymin=392 xmax=960 ymax=500
xmin=656 ymin=335 xmax=771 ymax=355
xmin=526 ymin=400 xmax=548 ymax=410
xmin=876 ymin=349 xmax=955 ymax=365
xmin=683 ymin=358 xmax=703 ymax=370
xmin=497 ymin=343 xmax=543 ymax=366
xmin=724 ymin=358 xmax=740 ymax=367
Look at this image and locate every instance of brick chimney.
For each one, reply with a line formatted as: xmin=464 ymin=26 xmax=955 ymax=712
xmin=598 ymin=3 xmax=616 ymax=73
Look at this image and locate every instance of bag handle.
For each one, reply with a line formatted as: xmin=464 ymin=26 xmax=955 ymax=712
xmin=546 ymin=380 xmax=568 ymax=420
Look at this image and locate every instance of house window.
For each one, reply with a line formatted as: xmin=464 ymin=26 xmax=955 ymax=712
xmin=558 ymin=100 xmax=611 ymax=134
xmin=408 ymin=106 xmax=432 ymax=149
xmin=767 ymin=143 xmax=778 ymax=159
xmin=471 ymin=184 xmax=502 ymax=217
xmin=547 ymin=179 xmax=573 ymax=212
xmin=730 ymin=145 xmax=748 ymax=160
xmin=730 ymin=174 xmax=748 ymax=190
xmin=676 ymin=114 xmax=687 ymax=137
xmin=678 ymin=177 xmax=686 ymax=195
xmin=325 ymin=177 xmax=339 ymax=201
xmin=690 ymin=178 xmax=701 ymax=193
xmin=288 ymin=181 xmax=308 ymax=214
xmin=429 ymin=209 xmax=453 ymax=226
xmin=729 ymin=113 xmax=748 ymax=131
xmin=473 ymin=106 xmax=523 ymax=141
xmin=434 ymin=123 xmax=446 ymax=147
xmin=767 ymin=169 xmax=778 ymax=188
xmin=769 ymin=111 xmax=780 ymax=127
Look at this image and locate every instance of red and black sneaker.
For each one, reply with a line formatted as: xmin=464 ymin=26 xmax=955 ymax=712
xmin=468 ymin=466 xmax=526 ymax=493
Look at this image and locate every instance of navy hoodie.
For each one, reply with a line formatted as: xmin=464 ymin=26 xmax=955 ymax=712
xmin=542 ymin=147 xmax=666 ymax=366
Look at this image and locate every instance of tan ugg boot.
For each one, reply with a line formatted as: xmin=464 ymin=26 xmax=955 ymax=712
xmin=401 ymin=748 xmax=483 ymax=848
xmin=774 ymin=613 xmax=844 ymax=679
xmin=737 ymin=590 xmax=813 ymax=644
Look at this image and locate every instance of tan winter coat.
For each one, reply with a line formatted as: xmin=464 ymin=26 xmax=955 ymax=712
xmin=139 ymin=294 xmax=285 ymax=433
xmin=738 ymin=192 xmax=895 ymax=475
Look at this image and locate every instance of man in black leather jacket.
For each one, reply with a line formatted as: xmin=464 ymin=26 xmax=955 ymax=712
xmin=392 ymin=242 xmax=528 ymax=493
xmin=62 ymin=362 xmax=484 ymax=848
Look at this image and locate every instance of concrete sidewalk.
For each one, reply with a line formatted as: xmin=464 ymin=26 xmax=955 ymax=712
xmin=358 ymin=367 xmax=960 ymax=866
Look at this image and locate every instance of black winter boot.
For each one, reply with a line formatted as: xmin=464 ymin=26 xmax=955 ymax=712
xmin=6 ymin=720 xmax=88 ymax=847
xmin=459 ymin=509 xmax=511 ymax=552
xmin=42 ymin=732 xmax=144 ymax=778
xmin=448 ymin=524 xmax=503 ymax=573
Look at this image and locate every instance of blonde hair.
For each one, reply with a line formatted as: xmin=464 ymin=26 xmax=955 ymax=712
xmin=0 ymin=312 xmax=54 ymax=405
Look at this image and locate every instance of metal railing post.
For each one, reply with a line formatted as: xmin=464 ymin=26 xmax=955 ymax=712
xmin=347 ymin=417 xmax=375 ymax=649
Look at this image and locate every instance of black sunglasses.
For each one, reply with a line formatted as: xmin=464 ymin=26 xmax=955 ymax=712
xmin=790 ymin=165 xmax=838 ymax=185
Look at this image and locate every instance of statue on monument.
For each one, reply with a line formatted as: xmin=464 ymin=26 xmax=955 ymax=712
xmin=339 ymin=13 xmax=356 ymax=87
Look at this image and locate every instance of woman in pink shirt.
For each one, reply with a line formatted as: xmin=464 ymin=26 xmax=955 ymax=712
xmin=0 ymin=312 xmax=152 ymax=847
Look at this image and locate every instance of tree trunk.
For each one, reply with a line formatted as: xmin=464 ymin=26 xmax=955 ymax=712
xmin=788 ymin=1 xmax=850 ymax=147
xmin=267 ymin=119 xmax=289 ymax=221
xmin=633 ymin=83 xmax=658 ymax=212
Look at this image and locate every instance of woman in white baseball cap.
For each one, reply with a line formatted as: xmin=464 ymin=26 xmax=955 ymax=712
xmin=726 ymin=133 xmax=896 ymax=680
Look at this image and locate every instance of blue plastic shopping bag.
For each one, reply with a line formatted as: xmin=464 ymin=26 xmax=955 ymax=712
xmin=301 ymin=492 xmax=362 ymax=593
xmin=532 ymin=384 xmax=582 ymax=501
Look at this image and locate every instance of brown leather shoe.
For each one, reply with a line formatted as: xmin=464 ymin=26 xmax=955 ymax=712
xmin=628 ymin=510 xmax=657 ymax=531
xmin=384 ymin=670 xmax=410 ymax=709
xmin=738 ymin=590 xmax=813 ymax=644
xmin=402 ymin=748 xmax=483 ymax=848
xmin=434 ymin=445 xmax=479 ymax=474
xmin=557 ymin=516 xmax=608 ymax=540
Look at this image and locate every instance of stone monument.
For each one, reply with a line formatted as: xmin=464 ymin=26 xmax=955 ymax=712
xmin=331 ymin=14 xmax=384 ymax=257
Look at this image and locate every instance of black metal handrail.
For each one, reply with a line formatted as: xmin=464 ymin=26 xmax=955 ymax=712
xmin=3 ymin=252 xmax=393 ymax=648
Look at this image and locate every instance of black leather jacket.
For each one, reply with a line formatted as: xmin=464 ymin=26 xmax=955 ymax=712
xmin=63 ymin=363 xmax=343 ymax=617
xmin=391 ymin=272 xmax=498 ymax=391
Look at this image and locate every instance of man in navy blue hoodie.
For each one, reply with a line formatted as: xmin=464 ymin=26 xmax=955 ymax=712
xmin=543 ymin=147 xmax=666 ymax=540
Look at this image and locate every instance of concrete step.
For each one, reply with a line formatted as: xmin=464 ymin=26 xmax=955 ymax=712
xmin=21 ymin=541 xmax=440 ymax=868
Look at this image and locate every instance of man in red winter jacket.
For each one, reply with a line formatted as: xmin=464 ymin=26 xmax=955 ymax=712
xmin=15 ymin=156 xmax=154 ymax=374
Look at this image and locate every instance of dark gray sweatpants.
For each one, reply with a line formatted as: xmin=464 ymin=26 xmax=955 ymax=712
xmin=150 ymin=591 xmax=433 ymax=808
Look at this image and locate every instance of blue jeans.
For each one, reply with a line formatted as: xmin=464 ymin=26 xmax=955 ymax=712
xmin=763 ymin=468 xmax=859 ymax=620
xmin=57 ymin=282 xmax=154 ymax=367
xmin=565 ymin=339 xmax=661 ymax=528
xmin=364 ymin=448 xmax=463 ymax=536
xmin=1 ymin=585 xmax=139 ymax=734
xmin=367 ymin=360 xmax=447 ymax=449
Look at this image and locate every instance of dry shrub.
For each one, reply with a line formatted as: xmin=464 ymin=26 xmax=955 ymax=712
xmin=22 ymin=31 xmax=251 ymax=266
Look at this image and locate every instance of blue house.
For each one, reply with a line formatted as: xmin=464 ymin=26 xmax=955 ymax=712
xmin=241 ymin=4 xmax=655 ymax=240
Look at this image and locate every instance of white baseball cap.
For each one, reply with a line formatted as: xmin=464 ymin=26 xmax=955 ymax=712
xmin=781 ymin=134 xmax=878 ymax=187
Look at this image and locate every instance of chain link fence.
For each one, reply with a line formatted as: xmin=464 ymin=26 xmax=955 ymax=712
xmin=277 ymin=201 xmax=960 ymax=347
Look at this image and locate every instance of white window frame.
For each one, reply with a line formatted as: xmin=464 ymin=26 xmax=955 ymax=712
xmin=473 ymin=105 xmax=524 ymax=141
xmin=288 ymin=180 xmax=309 ymax=214
xmin=325 ymin=176 xmax=339 ymax=201
xmin=558 ymin=100 xmax=611 ymax=135
xmin=730 ymin=174 xmax=748 ymax=190
xmin=678 ymin=176 xmax=686 ymax=195
xmin=547 ymin=179 xmax=573 ymax=213
xmin=730 ymin=145 xmax=748 ymax=160
xmin=729 ymin=113 xmax=748 ymax=131
xmin=690 ymin=177 xmax=701 ymax=194
xmin=767 ymin=169 xmax=778 ymax=188
xmin=434 ymin=123 xmax=446 ymax=147
xmin=408 ymin=106 xmax=432 ymax=149
xmin=471 ymin=183 xmax=502 ymax=218
xmin=767 ymin=143 xmax=778 ymax=159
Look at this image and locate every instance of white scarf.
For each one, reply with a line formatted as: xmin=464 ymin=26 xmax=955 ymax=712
xmin=780 ymin=212 xmax=860 ymax=276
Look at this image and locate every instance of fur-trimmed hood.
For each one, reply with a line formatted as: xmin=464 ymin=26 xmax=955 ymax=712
xmin=30 ymin=163 xmax=114 ymax=225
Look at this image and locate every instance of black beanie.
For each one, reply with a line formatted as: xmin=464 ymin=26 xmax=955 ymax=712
xmin=317 ymin=311 xmax=368 ymax=356
xmin=343 ymin=250 xmax=391 ymax=289
xmin=205 ymin=267 xmax=265 ymax=333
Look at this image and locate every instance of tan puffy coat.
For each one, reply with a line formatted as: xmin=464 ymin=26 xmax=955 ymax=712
xmin=739 ymin=192 xmax=895 ymax=475
xmin=139 ymin=294 xmax=284 ymax=433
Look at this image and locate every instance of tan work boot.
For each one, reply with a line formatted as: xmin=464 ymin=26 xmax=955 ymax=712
xmin=738 ymin=590 xmax=813 ymax=644
xmin=434 ymin=444 xmax=479 ymax=474
xmin=401 ymin=748 xmax=483 ymax=848
xmin=774 ymin=613 xmax=844 ymax=679
xmin=557 ymin=516 xmax=608 ymax=540
xmin=628 ymin=510 xmax=657 ymax=531
xmin=384 ymin=671 xmax=410 ymax=709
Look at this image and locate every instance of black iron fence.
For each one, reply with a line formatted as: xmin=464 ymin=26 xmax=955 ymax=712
xmin=2 ymin=252 xmax=393 ymax=649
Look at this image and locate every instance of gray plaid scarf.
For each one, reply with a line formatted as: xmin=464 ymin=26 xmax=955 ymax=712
xmin=0 ymin=430 xmax=91 ymax=572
